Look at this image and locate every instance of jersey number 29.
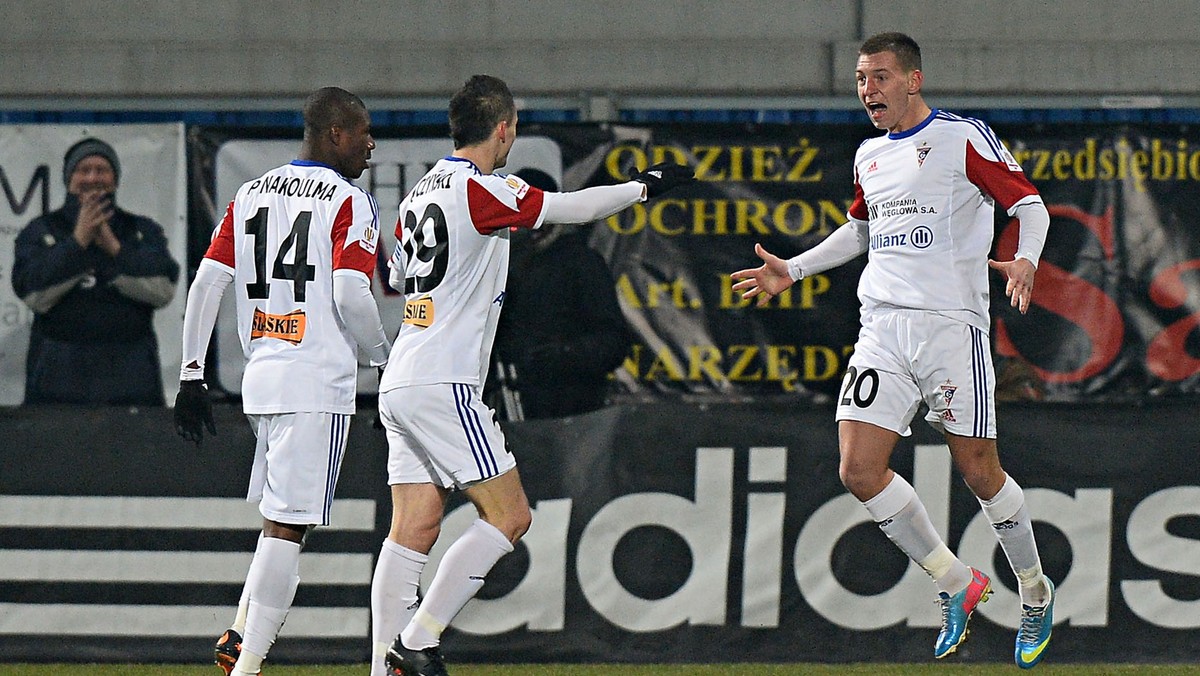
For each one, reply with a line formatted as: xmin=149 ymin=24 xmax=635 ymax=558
xmin=400 ymin=203 xmax=449 ymax=294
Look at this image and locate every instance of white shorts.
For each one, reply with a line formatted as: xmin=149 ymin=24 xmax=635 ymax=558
xmin=246 ymin=411 xmax=351 ymax=526
xmin=379 ymin=382 xmax=516 ymax=489
xmin=836 ymin=309 xmax=996 ymax=439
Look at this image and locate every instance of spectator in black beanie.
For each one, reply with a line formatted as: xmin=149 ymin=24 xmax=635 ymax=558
xmin=488 ymin=168 xmax=633 ymax=419
xmin=11 ymin=137 xmax=180 ymax=405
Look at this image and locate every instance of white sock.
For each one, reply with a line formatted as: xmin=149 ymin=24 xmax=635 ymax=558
xmin=231 ymin=649 xmax=264 ymax=675
xmin=864 ymin=473 xmax=971 ymax=594
xmin=400 ymin=519 xmax=513 ymax=650
xmin=231 ymin=533 xmax=265 ymax=635
xmin=978 ymin=474 xmax=1049 ymax=606
xmin=237 ymin=536 xmax=301 ymax=667
xmin=371 ymin=539 xmax=428 ymax=676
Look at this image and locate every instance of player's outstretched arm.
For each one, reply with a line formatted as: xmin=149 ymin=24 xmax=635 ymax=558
xmin=988 ymin=256 xmax=1037 ymax=315
xmin=730 ymin=243 xmax=795 ymax=307
xmin=539 ymin=162 xmax=696 ymax=225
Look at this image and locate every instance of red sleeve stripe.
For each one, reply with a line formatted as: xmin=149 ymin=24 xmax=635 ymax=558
xmin=467 ymin=179 xmax=545 ymax=233
xmin=964 ymin=140 xmax=1039 ymax=213
xmin=203 ymin=201 xmax=236 ymax=266
xmin=848 ymin=180 xmax=869 ymax=221
xmin=332 ymin=196 xmax=376 ymax=275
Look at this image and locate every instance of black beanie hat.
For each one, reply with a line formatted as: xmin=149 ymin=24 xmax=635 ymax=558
xmin=62 ymin=137 xmax=121 ymax=187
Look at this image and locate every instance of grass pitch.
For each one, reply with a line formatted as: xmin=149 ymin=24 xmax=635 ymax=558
xmin=0 ymin=664 xmax=1195 ymax=675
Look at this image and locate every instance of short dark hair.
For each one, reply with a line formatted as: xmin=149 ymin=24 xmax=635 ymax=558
xmin=859 ymin=32 xmax=922 ymax=72
xmin=449 ymin=75 xmax=516 ymax=149
xmin=303 ymin=87 xmax=367 ymax=139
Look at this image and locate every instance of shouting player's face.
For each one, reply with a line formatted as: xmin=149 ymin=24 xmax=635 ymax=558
xmin=856 ymin=50 xmax=924 ymax=133
xmin=333 ymin=109 xmax=376 ymax=179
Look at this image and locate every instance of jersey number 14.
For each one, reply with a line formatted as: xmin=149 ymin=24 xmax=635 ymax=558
xmin=244 ymin=207 xmax=317 ymax=302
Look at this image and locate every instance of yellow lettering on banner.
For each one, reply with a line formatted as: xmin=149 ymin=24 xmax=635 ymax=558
xmin=796 ymin=275 xmax=832 ymax=308
xmin=607 ymin=199 xmax=849 ymax=237
xmin=604 ymin=141 xmax=827 ymax=183
xmin=642 ymin=346 xmax=686 ymax=381
xmin=765 ymin=345 xmax=803 ymax=392
xmin=250 ymin=308 xmax=307 ymax=345
xmin=786 ymin=140 xmax=824 ymax=182
xmin=688 ymin=345 xmax=727 ymax=381
xmin=620 ymin=342 xmax=853 ymax=390
xmin=616 ymin=274 xmax=700 ymax=309
xmin=403 ymin=297 xmax=434 ymax=328
xmin=803 ymin=345 xmax=841 ymax=380
xmin=1008 ymin=136 xmax=1200 ymax=192
xmin=716 ymin=273 xmax=831 ymax=310
xmin=693 ymin=146 xmax=725 ymax=181
xmin=726 ymin=345 xmax=763 ymax=382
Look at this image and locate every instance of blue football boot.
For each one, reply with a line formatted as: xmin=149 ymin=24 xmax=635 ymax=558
xmin=934 ymin=567 xmax=992 ymax=659
xmin=1015 ymin=578 xmax=1055 ymax=669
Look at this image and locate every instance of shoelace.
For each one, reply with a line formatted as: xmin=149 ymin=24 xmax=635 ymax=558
xmin=937 ymin=596 xmax=951 ymax=633
xmin=1017 ymin=606 xmax=1047 ymax=645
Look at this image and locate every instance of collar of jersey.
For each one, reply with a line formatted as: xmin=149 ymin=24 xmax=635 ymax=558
xmin=290 ymin=159 xmax=342 ymax=174
xmin=443 ymin=156 xmax=482 ymax=174
xmin=887 ymin=108 xmax=938 ymax=140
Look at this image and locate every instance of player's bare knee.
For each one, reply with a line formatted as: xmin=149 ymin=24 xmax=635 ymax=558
xmin=838 ymin=460 xmax=884 ymax=501
xmin=837 ymin=463 xmax=856 ymax=492
xmin=839 ymin=470 xmax=871 ymax=502
xmin=507 ymin=506 xmax=534 ymax=543
xmin=960 ymin=467 xmax=1004 ymax=499
xmin=389 ymin=518 xmax=441 ymax=553
xmin=513 ymin=507 xmax=532 ymax=541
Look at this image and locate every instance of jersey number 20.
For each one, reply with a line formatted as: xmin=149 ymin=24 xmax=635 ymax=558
xmin=244 ymin=207 xmax=317 ymax=302
xmin=840 ymin=366 xmax=880 ymax=408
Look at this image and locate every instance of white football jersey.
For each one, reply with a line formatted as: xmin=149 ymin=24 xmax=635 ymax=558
xmin=205 ymin=160 xmax=381 ymax=414
xmin=848 ymin=109 xmax=1042 ymax=331
xmin=380 ymin=157 xmax=547 ymax=390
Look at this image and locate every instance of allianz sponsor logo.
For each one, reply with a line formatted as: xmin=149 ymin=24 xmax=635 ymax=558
xmin=870 ymin=225 xmax=934 ymax=251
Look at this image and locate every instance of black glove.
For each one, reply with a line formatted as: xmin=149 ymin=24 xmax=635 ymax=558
xmin=630 ymin=162 xmax=695 ymax=199
xmin=174 ymin=380 xmax=216 ymax=446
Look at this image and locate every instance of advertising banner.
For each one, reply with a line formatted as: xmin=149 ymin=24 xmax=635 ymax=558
xmin=192 ymin=120 xmax=1200 ymax=403
xmin=1 ymin=401 xmax=1196 ymax=664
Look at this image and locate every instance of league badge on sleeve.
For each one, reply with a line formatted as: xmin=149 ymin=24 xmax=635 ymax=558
xmin=504 ymin=174 xmax=531 ymax=199
xmin=359 ymin=223 xmax=378 ymax=254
